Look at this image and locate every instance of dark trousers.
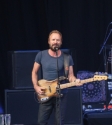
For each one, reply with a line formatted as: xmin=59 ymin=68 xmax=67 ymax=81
xmin=37 ymin=94 xmax=67 ymax=125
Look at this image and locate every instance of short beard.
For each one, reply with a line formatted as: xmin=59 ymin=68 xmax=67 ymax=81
xmin=49 ymin=45 xmax=61 ymax=52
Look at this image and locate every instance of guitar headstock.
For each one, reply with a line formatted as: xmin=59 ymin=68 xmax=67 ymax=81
xmin=93 ymin=72 xmax=108 ymax=81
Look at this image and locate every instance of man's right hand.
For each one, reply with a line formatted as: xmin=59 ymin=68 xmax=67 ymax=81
xmin=35 ymin=86 xmax=45 ymax=95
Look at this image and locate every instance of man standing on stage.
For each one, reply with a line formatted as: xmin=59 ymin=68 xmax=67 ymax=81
xmin=32 ymin=30 xmax=81 ymax=125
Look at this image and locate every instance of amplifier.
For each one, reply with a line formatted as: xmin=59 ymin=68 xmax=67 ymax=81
xmin=5 ymin=88 xmax=83 ymax=125
xmin=7 ymin=50 xmax=42 ymax=89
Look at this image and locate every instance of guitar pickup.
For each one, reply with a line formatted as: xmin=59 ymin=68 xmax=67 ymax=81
xmin=49 ymin=86 xmax=51 ymax=92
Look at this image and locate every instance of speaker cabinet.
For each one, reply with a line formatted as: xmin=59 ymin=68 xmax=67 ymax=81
xmin=8 ymin=50 xmax=42 ymax=89
xmin=64 ymin=88 xmax=83 ymax=125
xmin=84 ymin=111 xmax=112 ymax=125
xmin=5 ymin=88 xmax=83 ymax=125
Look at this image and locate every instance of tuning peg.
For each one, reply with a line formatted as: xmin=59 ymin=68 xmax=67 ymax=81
xmin=101 ymin=72 xmax=108 ymax=75
xmin=104 ymin=72 xmax=108 ymax=75
xmin=94 ymin=72 xmax=99 ymax=75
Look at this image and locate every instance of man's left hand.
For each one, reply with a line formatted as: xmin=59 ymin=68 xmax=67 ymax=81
xmin=75 ymin=79 xmax=82 ymax=86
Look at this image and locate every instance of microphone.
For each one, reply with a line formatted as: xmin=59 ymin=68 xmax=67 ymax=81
xmin=54 ymin=47 xmax=59 ymax=51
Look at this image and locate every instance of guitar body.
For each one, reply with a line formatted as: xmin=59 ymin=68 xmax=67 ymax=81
xmin=37 ymin=79 xmax=59 ymax=103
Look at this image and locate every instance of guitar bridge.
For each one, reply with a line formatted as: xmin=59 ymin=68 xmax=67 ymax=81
xmin=41 ymin=97 xmax=49 ymax=101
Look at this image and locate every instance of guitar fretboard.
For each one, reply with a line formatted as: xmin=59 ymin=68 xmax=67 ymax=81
xmin=60 ymin=78 xmax=102 ymax=89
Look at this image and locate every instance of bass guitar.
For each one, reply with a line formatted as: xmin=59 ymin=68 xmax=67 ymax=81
xmin=37 ymin=74 xmax=107 ymax=103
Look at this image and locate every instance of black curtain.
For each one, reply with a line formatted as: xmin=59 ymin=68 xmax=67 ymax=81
xmin=0 ymin=0 xmax=112 ymax=112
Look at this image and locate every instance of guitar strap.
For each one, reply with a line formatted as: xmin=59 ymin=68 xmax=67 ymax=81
xmin=63 ymin=53 xmax=70 ymax=79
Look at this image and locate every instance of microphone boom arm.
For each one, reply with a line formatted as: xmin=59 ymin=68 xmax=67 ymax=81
xmin=99 ymin=29 xmax=112 ymax=54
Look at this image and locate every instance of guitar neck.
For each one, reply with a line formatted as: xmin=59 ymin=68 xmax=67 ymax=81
xmin=60 ymin=78 xmax=95 ymax=89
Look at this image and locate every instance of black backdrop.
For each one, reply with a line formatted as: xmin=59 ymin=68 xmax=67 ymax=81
xmin=0 ymin=0 xmax=112 ymax=112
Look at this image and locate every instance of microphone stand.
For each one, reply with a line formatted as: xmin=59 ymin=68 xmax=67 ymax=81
xmin=55 ymin=49 xmax=61 ymax=125
xmin=99 ymin=29 xmax=112 ymax=72
xmin=99 ymin=29 xmax=112 ymax=55
xmin=99 ymin=29 xmax=112 ymax=110
xmin=99 ymin=22 xmax=112 ymax=54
